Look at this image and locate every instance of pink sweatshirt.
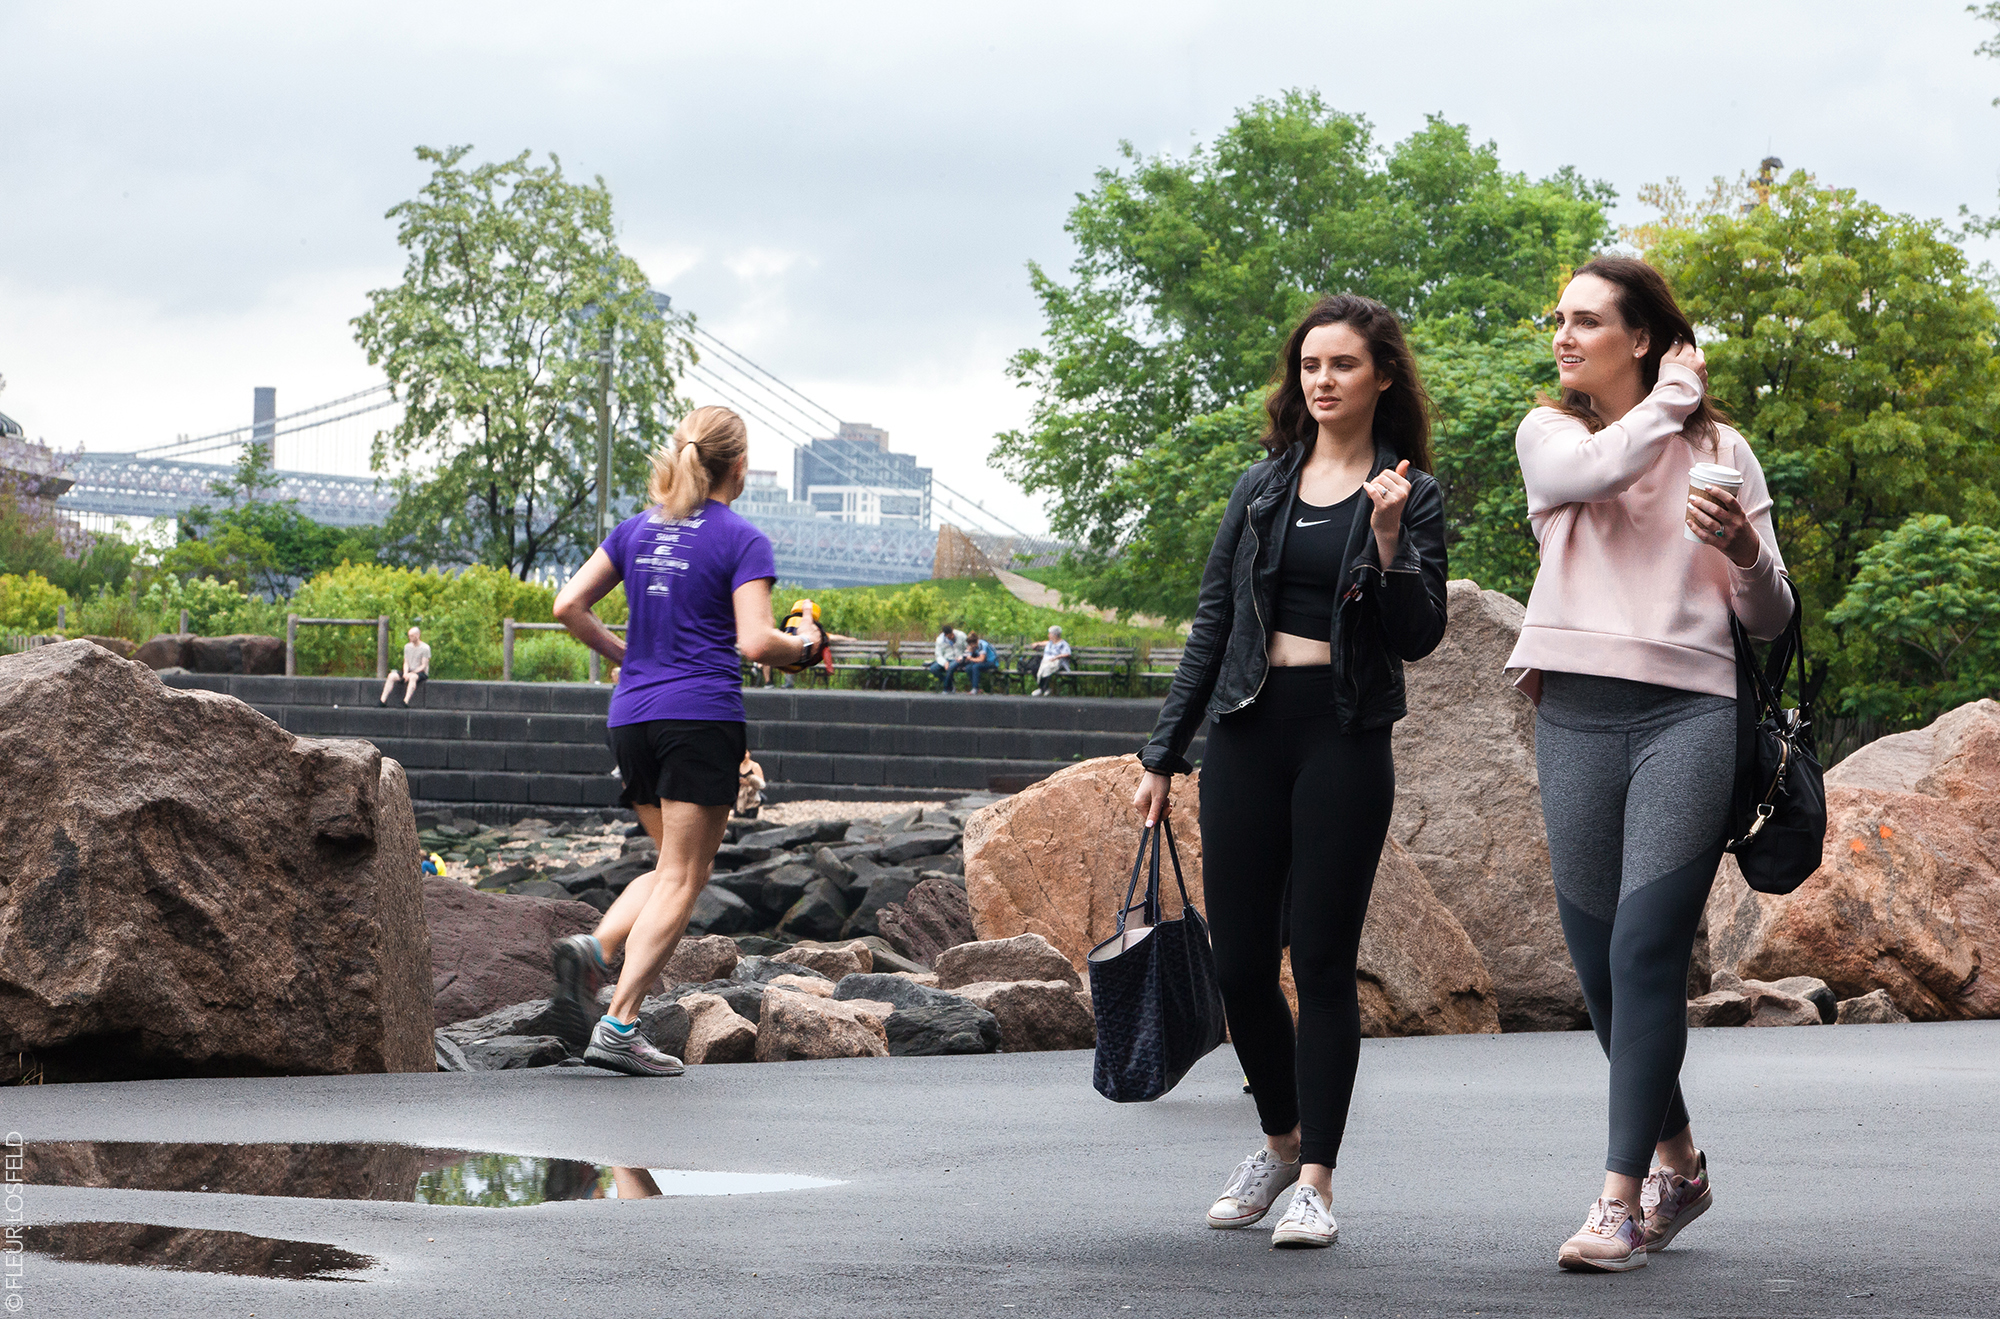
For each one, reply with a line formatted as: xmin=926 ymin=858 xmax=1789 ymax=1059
xmin=1506 ymin=363 xmax=1794 ymax=702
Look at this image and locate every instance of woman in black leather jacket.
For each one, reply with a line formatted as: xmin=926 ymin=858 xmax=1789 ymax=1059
xmin=1133 ymin=293 xmax=1449 ymax=1249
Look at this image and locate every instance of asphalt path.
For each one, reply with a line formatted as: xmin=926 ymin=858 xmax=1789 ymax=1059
xmin=8 ymin=1021 xmax=1998 ymax=1318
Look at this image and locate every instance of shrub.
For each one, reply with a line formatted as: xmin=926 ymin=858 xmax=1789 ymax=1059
xmin=286 ymin=562 xmax=560 ymax=678
xmin=512 ymin=630 xmax=590 ymax=682
xmin=137 ymin=576 xmax=286 ymax=637
xmin=0 ymin=571 xmax=66 ymax=633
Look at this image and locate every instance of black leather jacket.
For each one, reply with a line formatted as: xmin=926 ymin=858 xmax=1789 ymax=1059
xmin=1140 ymin=439 xmax=1450 ymax=774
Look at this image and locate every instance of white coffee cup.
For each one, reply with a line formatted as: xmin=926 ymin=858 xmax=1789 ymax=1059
xmin=1684 ymin=462 xmax=1744 ymax=543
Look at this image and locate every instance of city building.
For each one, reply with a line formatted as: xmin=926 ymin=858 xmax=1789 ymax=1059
xmin=792 ymin=422 xmax=931 ymax=528
xmin=735 ymin=468 xmax=816 ymax=522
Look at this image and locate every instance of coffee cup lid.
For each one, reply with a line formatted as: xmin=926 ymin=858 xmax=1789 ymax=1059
xmin=1689 ymin=462 xmax=1742 ymax=485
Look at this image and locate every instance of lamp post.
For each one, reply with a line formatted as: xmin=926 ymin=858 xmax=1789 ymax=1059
xmin=596 ymin=324 xmax=613 ymax=541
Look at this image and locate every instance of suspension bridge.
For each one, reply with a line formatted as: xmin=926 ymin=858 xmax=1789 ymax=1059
xmin=48 ymin=325 xmax=1056 ymax=587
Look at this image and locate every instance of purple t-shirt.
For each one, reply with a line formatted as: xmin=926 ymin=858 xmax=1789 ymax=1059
xmin=603 ymin=501 xmax=776 ymax=726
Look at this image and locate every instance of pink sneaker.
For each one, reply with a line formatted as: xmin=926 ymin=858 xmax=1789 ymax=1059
xmin=1641 ymin=1150 xmax=1712 ymax=1251
xmin=1557 ymin=1197 xmax=1647 ymax=1272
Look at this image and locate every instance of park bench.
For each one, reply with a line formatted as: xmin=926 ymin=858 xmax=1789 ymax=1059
xmin=1045 ymin=644 xmax=1139 ymax=694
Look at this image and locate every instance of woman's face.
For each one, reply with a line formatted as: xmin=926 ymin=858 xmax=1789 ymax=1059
xmin=1552 ymin=274 xmax=1648 ymax=398
xmin=1299 ymin=322 xmax=1389 ymax=435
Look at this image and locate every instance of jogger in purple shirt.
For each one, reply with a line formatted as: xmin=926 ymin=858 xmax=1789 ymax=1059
xmin=547 ymin=406 xmax=824 ymax=1076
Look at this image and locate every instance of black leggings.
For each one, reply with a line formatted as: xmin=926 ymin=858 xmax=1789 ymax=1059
xmin=1198 ymin=666 xmax=1395 ymax=1168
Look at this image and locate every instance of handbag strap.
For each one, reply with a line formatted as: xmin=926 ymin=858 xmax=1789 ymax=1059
xmin=1114 ymin=825 xmax=1157 ymax=935
xmin=1160 ymin=820 xmax=1197 ymax=917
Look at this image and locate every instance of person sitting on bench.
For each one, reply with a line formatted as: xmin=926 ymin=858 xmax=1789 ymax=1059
xmin=926 ymin=621 xmax=968 ymax=692
xmin=1029 ymin=625 xmax=1072 ymax=696
xmin=953 ymin=630 xmax=999 ymax=694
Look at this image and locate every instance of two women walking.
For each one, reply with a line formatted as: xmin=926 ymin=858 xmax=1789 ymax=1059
xmin=1136 ymin=260 xmax=1791 ymax=1268
xmin=546 ymin=253 xmax=1795 ymax=1274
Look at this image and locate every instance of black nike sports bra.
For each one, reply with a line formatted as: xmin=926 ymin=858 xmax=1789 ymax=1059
xmin=1272 ymin=488 xmax=1365 ymax=643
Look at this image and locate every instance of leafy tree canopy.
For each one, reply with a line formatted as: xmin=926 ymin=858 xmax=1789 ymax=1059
xmin=1827 ymin=513 xmax=2000 ymax=722
xmin=1636 ymin=171 xmax=2000 ymax=713
xmin=354 ymin=146 xmax=693 ymax=578
xmin=992 ymin=92 xmax=1613 ymax=619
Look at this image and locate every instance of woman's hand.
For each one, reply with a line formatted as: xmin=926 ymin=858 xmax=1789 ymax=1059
xmin=1662 ymin=339 xmax=1708 ymax=391
xmin=1365 ymin=460 xmax=1412 ymax=567
xmin=1132 ymin=771 xmax=1172 ymax=827
xmin=1687 ymin=486 xmax=1760 ymax=569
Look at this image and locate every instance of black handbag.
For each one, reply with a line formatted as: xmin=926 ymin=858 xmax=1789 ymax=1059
xmin=1724 ymin=578 xmax=1828 ymax=895
xmin=1087 ymin=822 xmax=1228 ymax=1103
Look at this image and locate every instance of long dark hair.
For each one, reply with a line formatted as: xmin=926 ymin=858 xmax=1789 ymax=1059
xmin=1261 ymin=293 xmax=1435 ymax=473
xmin=1543 ymin=256 xmax=1727 ymax=447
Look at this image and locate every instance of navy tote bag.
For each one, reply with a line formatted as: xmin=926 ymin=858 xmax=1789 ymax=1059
xmin=1087 ymin=822 xmax=1228 ymax=1103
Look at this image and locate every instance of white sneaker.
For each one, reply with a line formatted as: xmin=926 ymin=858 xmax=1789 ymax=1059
xmin=1206 ymin=1147 xmax=1300 ymax=1229
xmin=1269 ymin=1184 xmax=1339 ymax=1249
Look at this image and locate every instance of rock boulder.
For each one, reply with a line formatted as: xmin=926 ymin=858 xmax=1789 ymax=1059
xmin=952 ymin=980 xmax=1096 ymax=1052
xmin=0 ymin=641 xmax=433 ymax=1082
xmin=679 ymin=992 xmax=759 ymax=1063
xmin=1705 ymin=699 xmax=2000 ymax=1021
xmin=964 ymin=756 xmax=1498 ymax=1037
xmin=878 ymin=876 xmax=977 ymax=967
xmin=754 ymin=991 xmax=890 ymax=1061
xmin=663 ymin=933 xmax=740 ymax=985
xmin=425 ymin=878 xmax=598 ymax=1027
xmin=934 ymin=933 xmax=1081 ymax=991
xmin=1836 ymin=989 xmax=1911 ymax=1025
xmin=1391 ymin=581 xmax=1581 ymax=1033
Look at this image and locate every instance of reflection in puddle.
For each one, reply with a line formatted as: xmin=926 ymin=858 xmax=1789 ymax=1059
xmin=23 ymin=1141 xmax=842 ymax=1208
xmin=19 ymin=1222 xmax=373 ymax=1282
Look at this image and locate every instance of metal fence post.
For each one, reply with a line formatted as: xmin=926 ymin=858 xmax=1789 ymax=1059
xmin=56 ymin=603 xmax=66 ymax=631
xmin=589 ymin=649 xmax=601 ymax=684
xmin=502 ymin=618 xmax=515 ymax=682
xmin=179 ymin=608 xmax=190 ymax=636
xmin=376 ymin=615 xmax=389 ymax=680
xmin=286 ymin=614 xmax=297 ymax=677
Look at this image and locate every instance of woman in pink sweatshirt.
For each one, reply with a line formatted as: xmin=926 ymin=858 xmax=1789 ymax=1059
xmin=1508 ymin=257 xmax=1794 ymax=1273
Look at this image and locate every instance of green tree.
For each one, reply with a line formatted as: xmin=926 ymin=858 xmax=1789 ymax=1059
xmin=1639 ymin=172 xmax=2000 ymax=705
xmin=209 ymin=441 xmax=282 ymax=505
xmin=1827 ymin=514 xmax=2000 ymax=722
xmin=353 ymin=146 xmax=693 ymax=578
xmin=171 ymin=498 xmax=389 ymax=598
xmin=993 ymin=92 xmax=1612 ymax=618
xmin=1416 ymin=319 xmax=1554 ymax=601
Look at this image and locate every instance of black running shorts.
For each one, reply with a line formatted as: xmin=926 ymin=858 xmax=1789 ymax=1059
xmin=607 ymin=719 xmax=746 ymax=809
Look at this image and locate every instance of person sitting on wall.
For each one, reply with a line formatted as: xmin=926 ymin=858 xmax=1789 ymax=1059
xmin=953 ymin=629 xmax=999 ymax=694
xmin=925 ymin=621 xmax=968 ymax=692
xmin=1029 ymin=625 xmax=1072 ymax=696
xmin=380 ymin=626 xmax=431 ymax=706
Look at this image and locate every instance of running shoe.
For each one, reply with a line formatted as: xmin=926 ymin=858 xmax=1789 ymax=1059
xmin=582 ymin=1015 xmax=685 ymax=1077
xmin=1557 ymin=1197 xmax=1647 ymax=1272
xmin=550 ymin=933 xmax=609 ymax=1051
xmin=1268 ymin=1184 xmax=1339 ymax=1249
xmin=1640 ymin=1151 xmax=1712 ymax=1251
xmin=1206 ymin=1147 xmax=1301 ymax=1229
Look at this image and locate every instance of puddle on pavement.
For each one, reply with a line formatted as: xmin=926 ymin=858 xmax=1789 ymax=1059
xmin=18 ymin=1221 xmax=373 ymax=1282
xmin=16 ymin=1142 xmax=840 ymax=1283
xmin=22 ymin=1140 xmax=841 ymax=1207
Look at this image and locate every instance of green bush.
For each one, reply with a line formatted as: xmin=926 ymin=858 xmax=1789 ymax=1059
xmin=512 ymin=630 xmax=590 ymax=682
xmin=286 ymin=562 xmax=561 ymax=678
xmin=0 ymin=571 xmax=66 ymax=633
xmin=65 ymin=586 xmax=168 ymax=644
xmin=136 ymin=576 xmax=286 ymax=637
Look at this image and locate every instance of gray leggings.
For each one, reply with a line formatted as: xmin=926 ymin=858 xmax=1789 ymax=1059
xmin=1535 ymin=671 xmax=1736 ymax=1178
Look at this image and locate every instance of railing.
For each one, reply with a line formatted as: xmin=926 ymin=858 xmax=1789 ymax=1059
xmin=2 ymin=634 xmax=55 ymax=656
xmin=502 ymin=617 xmax=625 ymax=682
xmin=285 ymin=613 xmax=390 ymax=678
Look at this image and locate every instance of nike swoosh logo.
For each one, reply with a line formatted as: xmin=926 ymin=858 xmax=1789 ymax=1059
xmin=1295 ymin=518 xmax=1331 ymax=527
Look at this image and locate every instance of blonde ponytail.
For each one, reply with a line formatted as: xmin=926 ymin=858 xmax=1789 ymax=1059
xmin=649 ymin=405 xmax=748 ymax=520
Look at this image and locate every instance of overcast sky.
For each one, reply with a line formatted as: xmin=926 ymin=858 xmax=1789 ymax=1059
xmin=3 ymin=0 xmax=1996 ymax=534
